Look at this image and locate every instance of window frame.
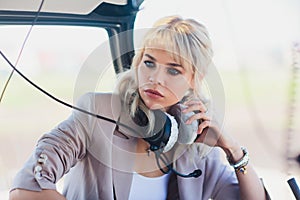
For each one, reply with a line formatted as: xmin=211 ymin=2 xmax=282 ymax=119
xmin=0 ymin=0 xmax=144 ymax=74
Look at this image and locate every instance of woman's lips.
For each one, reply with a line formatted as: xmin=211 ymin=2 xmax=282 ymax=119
xmin=144 ymin=89 xmax=164 ymax=98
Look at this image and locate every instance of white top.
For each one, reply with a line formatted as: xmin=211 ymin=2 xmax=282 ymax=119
xmin=128 ymin=172 xmax=171 ymax=200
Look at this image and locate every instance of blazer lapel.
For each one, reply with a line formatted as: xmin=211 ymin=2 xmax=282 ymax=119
xmin=112 ymin=168 xmax=134 ymax=200
xmin=112 ymin=128 xmax=137 ymax=200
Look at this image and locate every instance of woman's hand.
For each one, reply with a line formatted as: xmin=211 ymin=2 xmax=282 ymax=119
xmin=9 ymin=189 xmax=66 ymax=200
xmin=183 ymin=100 xmax=268 ymax=199
xmin=182 ymin=99 xmax=241 ymax=158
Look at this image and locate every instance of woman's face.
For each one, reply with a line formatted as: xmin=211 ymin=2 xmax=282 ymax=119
xmin=137 ymin=47 xmax=194 ymax=110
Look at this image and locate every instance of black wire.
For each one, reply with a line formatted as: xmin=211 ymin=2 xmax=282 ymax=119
xmin=0 ymin=0 xmax=45 ymax=103
xmin=154 ymin=150 xmax=171 ymax=174
xmin=0 ymin=0 xmax=141 ymax=137
xmin=154 ymin=149 xmax=202 ymax=178
xmin=0 ymin=49 xmax=178 ymax=173
xmin=0 ymin=50 xmax=141 ymax=136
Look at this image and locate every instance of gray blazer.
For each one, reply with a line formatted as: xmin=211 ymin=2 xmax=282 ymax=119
xmin=11 ymin=93 xmax=241 ymax=200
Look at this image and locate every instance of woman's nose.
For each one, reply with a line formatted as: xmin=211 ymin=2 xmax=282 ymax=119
xmin=149 ymin=66 xmax=164 ymax=85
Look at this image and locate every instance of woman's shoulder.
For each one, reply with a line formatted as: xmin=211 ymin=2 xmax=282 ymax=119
xmin=78 ymin=92 xmax=114 ymax=100
xmin=74 ymin=92 xmax=122 ymax=117
xmin=76 ymin=92 xmax=121 ymax=105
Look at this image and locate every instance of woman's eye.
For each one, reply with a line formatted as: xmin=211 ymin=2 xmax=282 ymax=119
xmin=167 ymin=68 xmax=181 ymax=76
xmin=144 ymin=60 xmax=155 ymax=68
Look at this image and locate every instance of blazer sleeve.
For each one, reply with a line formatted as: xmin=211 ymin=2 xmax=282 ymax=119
xmin=10 ymin=92 xmax=97 ymax=192
xmin=207 ymin=148 xmax=272 ymax=200
xmin=202 ymin=147 xmax=240 ymax=199
xmin=210 ymin=158 xmax=240 ymax=199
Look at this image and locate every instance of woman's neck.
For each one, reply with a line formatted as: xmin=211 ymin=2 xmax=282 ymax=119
xmin=134 ymin=138 xmax=168 ymax=177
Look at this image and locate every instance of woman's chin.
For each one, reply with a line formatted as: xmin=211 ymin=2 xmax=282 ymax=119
xmin=145 ymin=103 xmax=166 ymax=110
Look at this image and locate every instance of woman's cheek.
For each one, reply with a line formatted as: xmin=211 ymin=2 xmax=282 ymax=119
xmin=167 ymin=81 xmax=190 ymax=99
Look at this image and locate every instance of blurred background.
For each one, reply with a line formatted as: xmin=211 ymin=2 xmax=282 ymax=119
xmin=1 ymin=0 xmax=300 ymax=199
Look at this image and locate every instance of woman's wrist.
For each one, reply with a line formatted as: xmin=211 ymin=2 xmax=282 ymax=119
xmin=222 ymin=143 xmax=244 ymax=163
xmin=225 ymin=146 xmax=250 ymax=174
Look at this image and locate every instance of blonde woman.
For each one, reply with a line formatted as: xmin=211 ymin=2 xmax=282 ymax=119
xmin=9 ymin=15 xmax=269 ymax=200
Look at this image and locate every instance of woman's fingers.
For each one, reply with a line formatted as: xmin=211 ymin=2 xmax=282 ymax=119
xmin=197 ymin=119 xmax=210 ymax=134
xmin=194 ymin=120 xmax=222 ymax=147
xmin=182 ymin=100 xmax=229 ymax=148
xmin=182 ymin=100 xmax=219 ymax=146
xmin=185 ymin=112 xmax=210 ymax=124
xmin=182 ymin=100 xmax=207 ymax=114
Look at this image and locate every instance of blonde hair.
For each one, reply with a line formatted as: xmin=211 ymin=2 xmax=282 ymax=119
xmin=116 ymin=15 xmax=213 ymax=136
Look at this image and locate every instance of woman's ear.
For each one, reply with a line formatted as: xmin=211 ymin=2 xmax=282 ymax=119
xmin=190 ymin=71 xmax=204 ymax=91
xmin=189 ymin=75 xmax=195 ymax=89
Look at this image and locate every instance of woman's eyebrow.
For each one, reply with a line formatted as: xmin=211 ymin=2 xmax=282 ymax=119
xmin=144 ymin=53 xmax=183 ymax=68
xmin=144 ymin=53 xmax=156 ymax=61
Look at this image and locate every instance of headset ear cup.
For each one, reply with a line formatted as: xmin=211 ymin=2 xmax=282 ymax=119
xmin=132 ymin=107 xmax=149 ymax=127
xmin=118 ymin=106 xmax=150 ymax=138
xmin=143 ymin=110 xmax=171 ymax=151
xmin=168 ymin=104 xmax=198 ymax=144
